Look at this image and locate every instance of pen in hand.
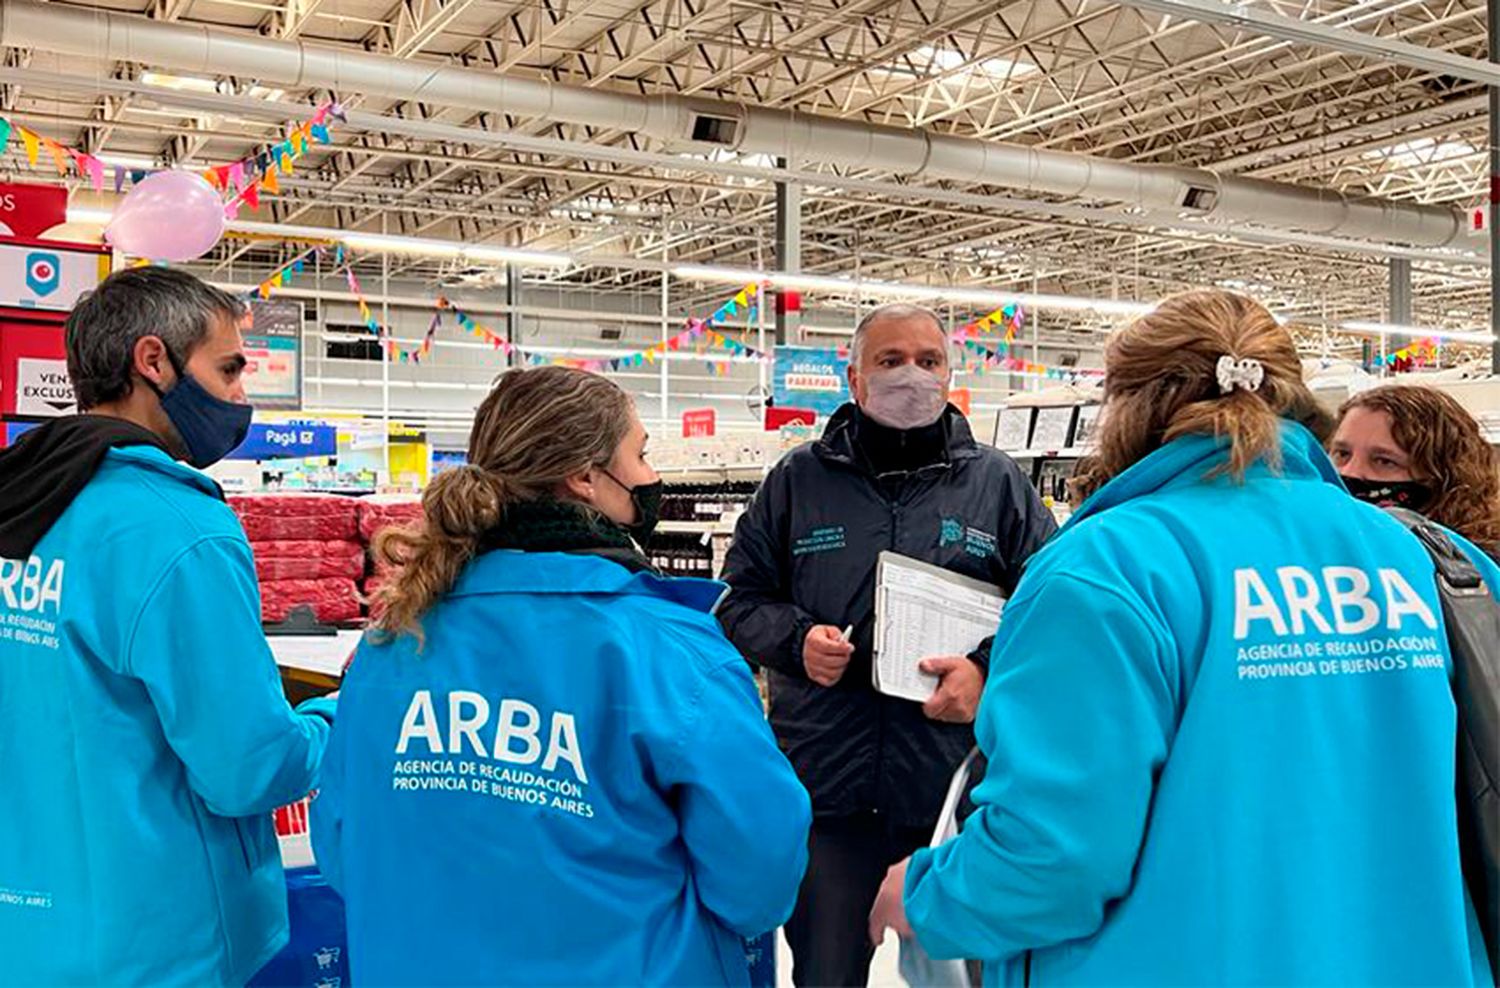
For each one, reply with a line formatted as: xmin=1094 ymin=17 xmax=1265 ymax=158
xmin=804 ymin=624 xmax=857 ymax=687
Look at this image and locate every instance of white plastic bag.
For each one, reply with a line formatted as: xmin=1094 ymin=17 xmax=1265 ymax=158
xmin=898 ymin=748 xmax=979 ymax=988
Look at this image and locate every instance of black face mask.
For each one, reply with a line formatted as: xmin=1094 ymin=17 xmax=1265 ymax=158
xmin=143 ymin=347 xmax=253 ymax=469
xmin=1341 ymin=475 xmax=1434 ymax=512
xmin=602 ymin=470 xmax=663 ymax=545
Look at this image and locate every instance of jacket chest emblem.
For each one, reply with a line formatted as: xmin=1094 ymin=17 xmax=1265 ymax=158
xmin=940 ymin=517 xmax=997 ymax=558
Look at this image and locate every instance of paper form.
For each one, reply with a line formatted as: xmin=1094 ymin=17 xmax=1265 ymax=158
xmin=873 ymin=552 xmax=1004 ymax=703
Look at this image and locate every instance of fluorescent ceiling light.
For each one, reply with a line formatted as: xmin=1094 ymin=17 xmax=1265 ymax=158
xmin=881 ymin=46 xmax=1039 ymax=81
xmin=675 ymin=148 xmax=777 ymax=169
xmin=670 ymin=264 xmax=1151 ymax=316
xmin=339 ymin=233 xmax=571 ymax=268
xmin=701 ymin=147 xmax=778 ymax=170
xmin=73 ymin=210 xmax=572 ymax=267
xmin=66 ymin=207 xmax=114 ymax=225
xmin=140 ymin=73 xmax=284 ymax=103
xmin=1341 ymin=320 xmax=1497 ymax=344
xmin=95 ymin=152 xmax=160 ymax=170
xmin=1019 ymin=293 xmax=1151 ymax=317
xmin=671 ymin=264 xmax=757 ymax=284
xmin=141 ymin=71 xmax=221 ymax=94
xmin=1363 ymin=137 xmax=1477 ymax=169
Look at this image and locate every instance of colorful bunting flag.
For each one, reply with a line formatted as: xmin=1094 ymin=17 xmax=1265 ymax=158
xmin=43 ymin=139 xmax=68 ymax=176
xmin=83 ymin=154 xmax=104 ymax=192
xmin=0 ymin=101 xmax=342 ymax=217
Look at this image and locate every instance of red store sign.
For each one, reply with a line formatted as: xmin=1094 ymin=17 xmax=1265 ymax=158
xmin=682 ymin=408 xmax=717 ymax=438
xmin=0 ymin=184 xmax=68 ymax=239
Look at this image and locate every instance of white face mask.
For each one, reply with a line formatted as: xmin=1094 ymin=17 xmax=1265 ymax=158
xmin=861 ymin=363 xmax=948 ymax=430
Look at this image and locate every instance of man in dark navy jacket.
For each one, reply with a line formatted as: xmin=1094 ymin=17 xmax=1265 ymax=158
xmin=718 ymin=303 xmax=1056 ymax=987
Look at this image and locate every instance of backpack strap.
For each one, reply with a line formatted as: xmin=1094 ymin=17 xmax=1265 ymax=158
xmin=1385 ymin=507 xmax=1500 ymax=976
xmin=1385 ymin=507 xmax=1490 ymax=598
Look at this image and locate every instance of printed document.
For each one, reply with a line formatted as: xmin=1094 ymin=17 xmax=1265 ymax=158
xmin=873 ymin=552 xmax=1004 ymax=702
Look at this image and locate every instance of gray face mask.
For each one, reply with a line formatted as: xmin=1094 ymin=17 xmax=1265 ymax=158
xmin=861 ymin=364 xmax=948 ymax=430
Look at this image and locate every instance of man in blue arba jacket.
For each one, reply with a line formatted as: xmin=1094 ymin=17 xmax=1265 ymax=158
xmin=0 ymin=268 xmax=334 ymax=987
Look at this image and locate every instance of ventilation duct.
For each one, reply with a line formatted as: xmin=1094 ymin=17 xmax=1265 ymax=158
xmin=1 ymin=0 xmax=1465 ymax=249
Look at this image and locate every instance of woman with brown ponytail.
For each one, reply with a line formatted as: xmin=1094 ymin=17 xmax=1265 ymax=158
xmin=311 ymin=366 xmax=811 ymax=986
xmin=870 ymin=290 xmax=1496 ymax=986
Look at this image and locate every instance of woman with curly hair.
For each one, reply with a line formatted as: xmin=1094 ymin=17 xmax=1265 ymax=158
xmin=1331 ymin=384 xmax=1500 ymax=561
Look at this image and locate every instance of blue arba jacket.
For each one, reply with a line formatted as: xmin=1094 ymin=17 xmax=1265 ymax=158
xmin=0 ymin=446 xmax=333 ymax=986
xmin=312 ymin=549 xmax=812 ymax=987
xmin=904 ymin=424 xmax=1495 ymax=986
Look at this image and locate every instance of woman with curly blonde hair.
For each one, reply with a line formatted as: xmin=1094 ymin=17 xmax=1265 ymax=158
xmin=1331 ymin=384 xmax=1500 ymax=560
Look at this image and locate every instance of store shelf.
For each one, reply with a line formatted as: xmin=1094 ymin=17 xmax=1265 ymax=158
xmin=655 ymin=463 xmax=769 ymax=478
xmin=1000 ymin=446 xmax=1094 ymax=459
xmin=657 ymin=520 xmax=714 ymax=534
xmin=657 ymin=521 xmax=741 ymax=537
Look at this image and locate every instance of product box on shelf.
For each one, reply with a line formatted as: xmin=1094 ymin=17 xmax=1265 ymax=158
xmin=357 ymin=494 xmax=424 ymax=542
xmin=230 ymin=493 xmax=361 ymax=542
xmin=230 ymin=493 xmax=367 ymax=627
xmin=252 ymin=540 xmax=365 ymax=582
xmin=261 ymin=578 xmax=362 ymax=625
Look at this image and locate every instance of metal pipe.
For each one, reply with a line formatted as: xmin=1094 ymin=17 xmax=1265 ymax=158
xmin=0 ymin=0 xmax=1464 ymax=249
xmin=380 ymin=216 xmax=392 ymax=483
xmin=17 ymin=66 xmax=1482 ymax=264
xmin=505 ymin=263 xmax=520 ymax=370
xmin=1491 ymin=0 xmax=1500 ymax=372
xmin=660 ymin=253 xmax=670 ymax=427
xmin=1390 ymin=258 xmax=1413 ymax=324
xmin=775 ymin=160 xmax=802 ymax=345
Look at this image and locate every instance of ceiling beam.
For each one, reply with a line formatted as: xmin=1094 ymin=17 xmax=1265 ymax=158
xmin=1111 ymin=0 xmax=1499 ymax=85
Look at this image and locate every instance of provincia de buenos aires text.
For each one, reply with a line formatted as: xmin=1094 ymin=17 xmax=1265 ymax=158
xmin=1232 ymin=563 xmax=1446 ymax=682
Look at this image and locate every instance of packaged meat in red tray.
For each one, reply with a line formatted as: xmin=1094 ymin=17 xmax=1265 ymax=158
xmin=357 ymin=495 xmax=424 ymax=542
xmin=230 ymin=493 xmax=360 ymax=542
xmin=260 ymin=578 xmax=362 ymax=625
xmin=252 ymin=540 xmax=366 ymax=582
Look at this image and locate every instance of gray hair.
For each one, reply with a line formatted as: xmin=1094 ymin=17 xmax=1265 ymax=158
xmin=66 ymin=267 xmax=245 ymax=410
xmin=849 ymin=303 xmax=946 ymax=365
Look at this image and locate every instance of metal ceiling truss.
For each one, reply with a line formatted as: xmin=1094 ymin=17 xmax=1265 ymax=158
xmin=2 ymin=0 xmax=1495 ymax=353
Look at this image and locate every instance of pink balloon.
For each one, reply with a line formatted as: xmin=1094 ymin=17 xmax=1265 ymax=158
xmin=106 ymin=171 xmax=226 ymax=262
